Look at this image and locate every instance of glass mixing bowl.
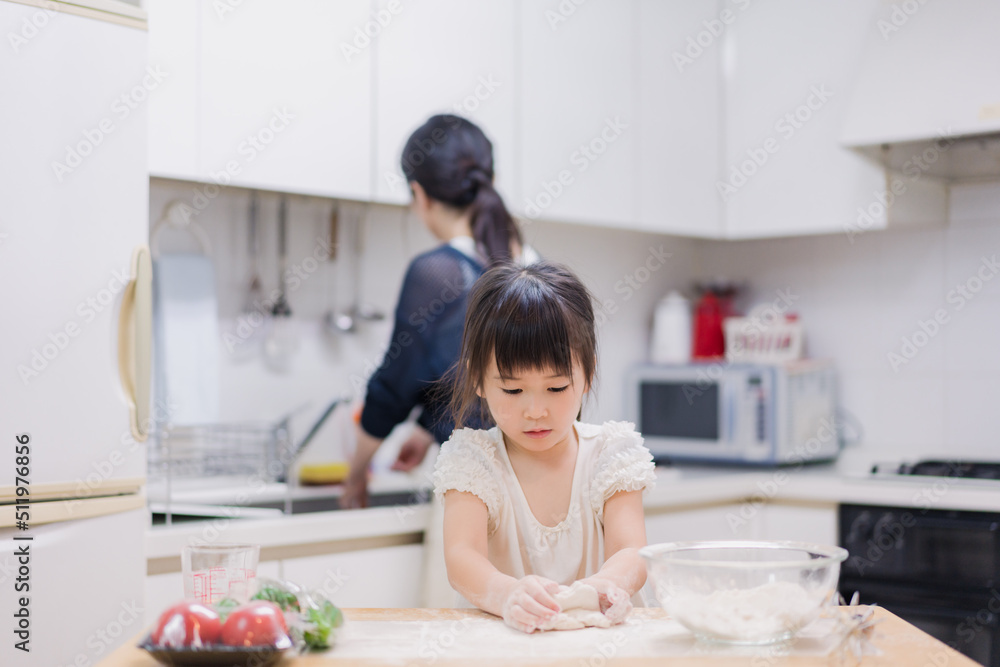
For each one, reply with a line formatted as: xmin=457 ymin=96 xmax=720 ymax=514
xmin=640 ymin=540 xmax=848 ymax=645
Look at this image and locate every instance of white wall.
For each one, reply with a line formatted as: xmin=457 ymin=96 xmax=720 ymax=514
xmin=149 ymin=178 xmax=700 ymax=466
xmin=692 ymin=182 xmax=1000 ymax=469
xmin=151 ymin=177 xmax=1000 ymax=471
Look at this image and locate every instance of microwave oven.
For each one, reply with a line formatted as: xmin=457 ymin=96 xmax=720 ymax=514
xmin=624 ymin=360 xmax=838 ymax=466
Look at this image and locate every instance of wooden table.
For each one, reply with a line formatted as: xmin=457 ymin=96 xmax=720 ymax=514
xmin=99 ymin=607 xmax=978 ymax=666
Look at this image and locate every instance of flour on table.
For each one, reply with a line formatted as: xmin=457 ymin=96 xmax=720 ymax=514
xmin=536 ymin=582 xmax=612 ymax=631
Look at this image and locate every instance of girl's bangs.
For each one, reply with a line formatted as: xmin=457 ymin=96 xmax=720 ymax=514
xmin=490 ymin=289 xmax=576 ymax=380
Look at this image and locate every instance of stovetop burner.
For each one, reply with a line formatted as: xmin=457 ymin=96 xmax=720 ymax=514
xmin=872 ymin=459 xmax=1000 ymax=480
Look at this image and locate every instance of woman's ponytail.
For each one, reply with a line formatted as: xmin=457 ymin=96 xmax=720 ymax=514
xmin=466 ymin=169 xmax=522 ymax=266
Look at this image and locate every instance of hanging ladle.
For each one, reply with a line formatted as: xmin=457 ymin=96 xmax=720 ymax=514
xmin=264 ymin=196 xmax=297 ymax=371
xmin=334 ymin=204 xmax=383 ymax=333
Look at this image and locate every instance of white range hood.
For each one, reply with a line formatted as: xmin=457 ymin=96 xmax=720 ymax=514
xmin=841 ymin=0 xmax=1000 ymax=181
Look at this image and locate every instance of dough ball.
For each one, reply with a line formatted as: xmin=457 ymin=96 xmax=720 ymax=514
xmin=536 ymin=582 xmax=612 ymax=631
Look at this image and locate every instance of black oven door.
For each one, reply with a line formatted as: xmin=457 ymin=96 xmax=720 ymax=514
xmin=839 ymin=579 xmax=1000 ymax=666
xmin=840 ymin=504 xmax=1000 ymax=667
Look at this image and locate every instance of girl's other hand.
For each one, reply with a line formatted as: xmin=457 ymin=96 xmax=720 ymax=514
xmin=501 ymin=575 xmax=562 ymax=633
xmin=579 ymin=577 xmax=632 ymax=625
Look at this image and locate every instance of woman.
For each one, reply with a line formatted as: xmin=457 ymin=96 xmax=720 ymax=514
xmin=341 ymin=114 xmax=538 ymax=509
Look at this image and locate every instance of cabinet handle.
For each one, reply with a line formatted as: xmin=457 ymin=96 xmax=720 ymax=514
xmin=117 ymin=245 xmax=153 ymax=442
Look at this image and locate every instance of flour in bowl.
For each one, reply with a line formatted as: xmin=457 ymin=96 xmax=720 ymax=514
xmin=668 ymin=581 xmax=823 ymax=642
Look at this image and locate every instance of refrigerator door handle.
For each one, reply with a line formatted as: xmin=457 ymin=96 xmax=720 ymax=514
xmin=117 ymin=245 xmax=153 ymax=441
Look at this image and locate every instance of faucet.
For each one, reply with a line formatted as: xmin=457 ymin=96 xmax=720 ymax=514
xmin=276 ymin=397 xmax=345 ymax=484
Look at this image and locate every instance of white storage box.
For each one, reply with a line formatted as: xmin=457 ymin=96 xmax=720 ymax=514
xmin=724 ymin=310 xmax=804 ymax=363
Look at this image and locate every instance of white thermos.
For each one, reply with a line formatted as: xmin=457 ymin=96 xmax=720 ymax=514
xmin=651 ymin=290 xmax=691 ymax=363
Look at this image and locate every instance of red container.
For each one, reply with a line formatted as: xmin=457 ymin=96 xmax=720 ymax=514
xmin=691 ymin=291 xmax=729 ymax=359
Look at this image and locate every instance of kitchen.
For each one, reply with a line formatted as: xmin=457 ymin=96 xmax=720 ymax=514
xmin=2 ymin=0 xmax=1000 ymax=665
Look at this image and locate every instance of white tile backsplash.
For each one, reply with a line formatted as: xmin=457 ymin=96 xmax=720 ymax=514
xmin=863 ymin=374 xmax=947 ymax=451
xmin=944 ymin=223 xmax=1000 ymax=302
xmin=149 ymin=179 xmax=701 ymax=453
xmin=150 ymin=177 xmax=1000 ymax=462
xmin=695 ymin=183 xmax=1000 ymax=460
xmin=945 ymin=373 xmax=1000 ymax=454
xmin=949 ymin=182 xmax=1000 ymax=225
xmin=942 ymin=295 xmax=1000 ymax=373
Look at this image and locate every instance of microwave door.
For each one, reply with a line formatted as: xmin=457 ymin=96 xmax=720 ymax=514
xmin=638 ymin=378 xmax=734 ymax=458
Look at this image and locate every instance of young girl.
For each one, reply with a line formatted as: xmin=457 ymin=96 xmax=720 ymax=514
xmin=433 ymin=261 xmax=656 ymax=633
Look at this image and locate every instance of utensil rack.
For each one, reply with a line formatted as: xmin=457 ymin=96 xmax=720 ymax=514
xmin=148 ymin=420 xmax=293 ymax=482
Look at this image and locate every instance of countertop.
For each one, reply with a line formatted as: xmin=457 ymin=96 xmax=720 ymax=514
xmin=98 ymin=606 xmax=978 ymax=666
xmin=644 ymin=463 xmax=1000 ymax=512
xmin=146 ymin=463 xmax=1000 ymax=561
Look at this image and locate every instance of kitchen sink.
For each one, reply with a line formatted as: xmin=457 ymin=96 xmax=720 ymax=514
xmin=150 ymin=489 xmax=429 ymax=524
xmin=242 ymin=490 xmax=422 ymax=514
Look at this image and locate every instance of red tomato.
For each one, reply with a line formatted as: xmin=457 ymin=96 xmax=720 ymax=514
xmin=150 ymin=601 xmax=222 ymax=647
xmin=220 ymin=601 xmax=291 ymax=648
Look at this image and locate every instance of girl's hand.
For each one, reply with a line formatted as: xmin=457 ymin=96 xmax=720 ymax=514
xmin=501 ymin=575 xmax=562 ymax=633
xmin=579 ymin=577 xmax=632 ymax=625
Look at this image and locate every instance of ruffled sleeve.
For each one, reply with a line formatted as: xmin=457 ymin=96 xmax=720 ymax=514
xmin=433 ymin=428 xmax=504 ymax=534
xmin=589 ymin=421 xmax=657 ymax=522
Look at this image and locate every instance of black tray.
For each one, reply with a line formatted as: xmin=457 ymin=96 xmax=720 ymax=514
xmin=138 ymin=637 xmax=290 ymax=667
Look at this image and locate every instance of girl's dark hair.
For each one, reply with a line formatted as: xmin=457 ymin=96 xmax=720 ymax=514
xmin=450 ymin=261 xmax=597 ymax=428
xmin=401 ymin=114 xmax=522 ymax=266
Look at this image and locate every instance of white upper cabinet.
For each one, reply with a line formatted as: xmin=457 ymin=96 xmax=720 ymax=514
xmin=841 ymin=0 xmax=1000 ymax=145
xmin=518 ymin=0 xmax=636 ymax=228
xmin=197 ymin=0 xmax=372 ymax=200
xmin=147 ymin=0 xmax=199 ymax=180
xmin=143 ymin=0 xmax=924 ymax=239
xmin=373 ymin=0 xmax=517 ymax=206
xmin=720 ymin=0 xmax=886 ymax=238
xmin=637 ymin=0 xmax=723 ymax=238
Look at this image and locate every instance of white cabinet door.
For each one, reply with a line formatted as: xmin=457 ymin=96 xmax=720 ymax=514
xmin=758 ymin=504 xmax=837 ymax=546
xmin=841 ymin=0 xmax=1000 ymax=146
xmin=518 ymin=0 xmax=636 ymax=228
xmin=0 ymin=508 xmax=147 ymax=665
xmin=199 ymin=0 xmax=372 ymax=199
xmin=373 ymin=0 xmax=517 ymax=206
xmin=636 ymin=0 xmax=722 ymax=238
xmin=645 ymin=504 xmax=759 ymax=543
xmin=0 ymin=3 xmax=148 ymax=486
xmin=721 ymin=0 xmax=884 ymax=238
xmin=281 ymin=543 xmax=425 ymax=608
xmin=147 ymin=0 xmax=199 ymax=180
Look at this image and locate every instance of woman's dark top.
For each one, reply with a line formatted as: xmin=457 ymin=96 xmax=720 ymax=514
xmin=360 ymin=244 xmax=485 ymax=444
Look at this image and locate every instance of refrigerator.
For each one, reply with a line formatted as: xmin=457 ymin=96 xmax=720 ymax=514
xmin=0 ymin=2 xmax=152 ymax=665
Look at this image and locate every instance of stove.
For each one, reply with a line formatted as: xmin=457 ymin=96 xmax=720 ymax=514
xmin=869 ymin=459 xmax=1000 ymax=483
xmin=841 ymin=462 xmax=1000 ymax=666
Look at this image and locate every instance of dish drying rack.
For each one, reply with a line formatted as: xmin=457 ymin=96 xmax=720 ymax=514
xmin=147 ymin=419 xmax=294 ymax=483
xmin=148 ymin=399 xmax=344 ymax=492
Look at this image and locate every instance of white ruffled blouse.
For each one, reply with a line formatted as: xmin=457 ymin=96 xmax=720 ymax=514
xmin=432 ymin=421 xmax=656 ymax=597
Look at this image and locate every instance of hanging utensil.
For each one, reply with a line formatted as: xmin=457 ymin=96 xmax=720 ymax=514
xmin=272 ymin=196 xmax=292 ymax=318
xmin=242 ymin=191 xmax=263 ymax=316
xmin=231 ymin=191 xmax=269 ymax=361
xmin=265 ymin=196 xmax=297 ymax=371
xmin=331 ymin=204 xmax=383 ymax=334
xmin=322 ymin=203 xmax=343 ymax=336
xmin=353 ymin=204 xmax=385 ymax=323
xmin=330 ymin=205 xmax=359 ymax=333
